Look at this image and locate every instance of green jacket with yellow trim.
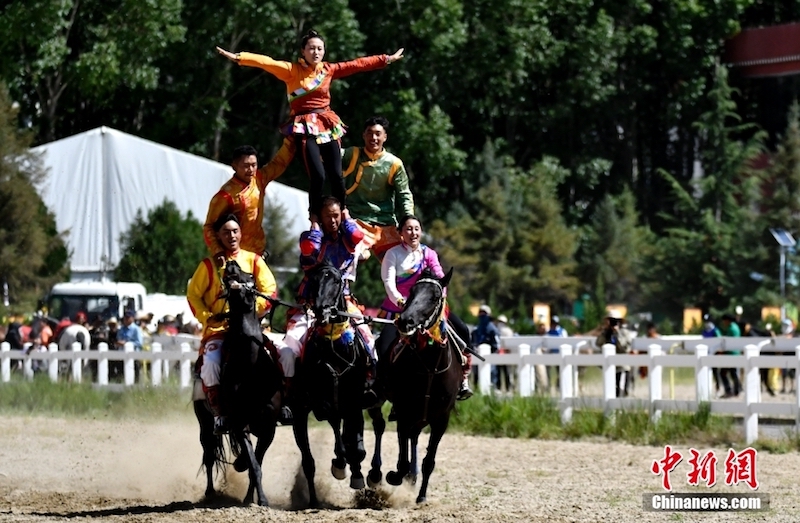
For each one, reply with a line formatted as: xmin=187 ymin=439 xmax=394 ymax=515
xmin=342 ymin=147 xmax=415 ymax=226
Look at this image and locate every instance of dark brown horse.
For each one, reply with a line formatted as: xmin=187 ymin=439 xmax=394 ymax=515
xmin=194 ymin=260 xmax=283 ymax=506
xmin=383 ymin=267 xmax=460 ymax=503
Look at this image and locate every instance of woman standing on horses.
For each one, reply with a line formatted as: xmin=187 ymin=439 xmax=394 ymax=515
xmin=378 ymin=215 xmax=473 ymax=400
xmin=216 ymin=31 xmax=404 ymax=223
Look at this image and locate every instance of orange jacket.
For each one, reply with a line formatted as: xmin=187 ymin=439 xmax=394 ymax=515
xmin=203 ymin=138 xmax=294 ymax=255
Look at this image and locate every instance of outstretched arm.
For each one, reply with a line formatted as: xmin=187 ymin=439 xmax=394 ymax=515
xmin=216 ymin=46 xmax=293 ymax=82
xmin=330 ymin=48 xmax=404 ymax=79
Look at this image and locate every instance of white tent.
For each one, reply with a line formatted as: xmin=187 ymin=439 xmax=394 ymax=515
xmin=32 ymin=126 xmax=307 ymax=281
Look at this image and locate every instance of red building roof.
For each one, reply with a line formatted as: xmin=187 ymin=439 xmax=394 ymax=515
xmin=725 ymin=22 xmax=800 ymax=77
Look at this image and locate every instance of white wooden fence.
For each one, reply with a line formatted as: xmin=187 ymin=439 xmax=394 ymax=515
xmin=476 ymin=336 xmax=800 ymax=443
xmin=0 ymin=341 xmax=199 ymax=389
xmin=5 ymin=333 xmax=800 ymax=443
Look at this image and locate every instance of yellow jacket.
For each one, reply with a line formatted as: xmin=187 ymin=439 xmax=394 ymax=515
xmin=186 ymin=249 xmax=277 ymax=341
xmin=203 ymin=138 xmax=295 ymax=256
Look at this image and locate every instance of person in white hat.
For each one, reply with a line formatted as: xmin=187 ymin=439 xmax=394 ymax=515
xmin=595 ymin=310 xmax=633 ymax=397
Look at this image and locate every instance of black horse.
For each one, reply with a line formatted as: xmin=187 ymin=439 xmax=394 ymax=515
xmin=383 ymin=267 xmax=460 ymax=503
xmin=193 ymin=260 xmax=283 ymax=506
xmin=291 ymin=258 xmax=381 ymax=507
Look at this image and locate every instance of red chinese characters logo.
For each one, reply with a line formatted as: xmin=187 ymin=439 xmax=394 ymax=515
xmin=687 ymin=448 xmax=717 ymax=487
xmin=651 ymin=446 xmax=759 ymax=491
xmin=724 ymin=447 xmax=759 ymax=490
xmin=651 ymin=445 xmax=683 ymax=491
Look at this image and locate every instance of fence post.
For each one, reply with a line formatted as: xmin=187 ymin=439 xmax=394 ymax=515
xmin=97 ymin=342 xmax=109 ymax=385
xmin=151 ymin=342 xmax=162 ymax=386
xmin=478 ymin=343 xmax=491 ymax=394
xmin=71 ymin=341 xmax=82 ymax=383
xmin=744 ymin=344 xmax=759 ymax=444
xmin=22 ymin=342 xmax=33 ymax=380
xmin=649 ymin=344 xmax=663 ymax=424
xmin=574 ymin=341 xmax=587 ymax=397
xmin=602 ymin=343 xmax=616 ymax=417
xmin=560 ymin=344 xmax=573 ymax=424
xmin=180 ymin=342 xmax=191 ymax=389
xmin=48 ymin=343 xmax=58 ymax=383
xmin=795 ymin=348 xmax=800 ymax=434
xmin=517 ymin=344 xmax=531 ymax=397
xmin=124 ymin=342 xmax=135 ymax=386
xmin=1 ymin=341 xmax=9 ymax=383
xmin=695 ymin=344 xmax=710 ymax=402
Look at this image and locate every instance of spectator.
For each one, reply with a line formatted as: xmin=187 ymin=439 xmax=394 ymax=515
xmin=546 ymin=315 xmax=567 ymax=392
xmin=595 ymin=310 xmax=633 ymax=397
xmin=718 ymin=313 xmax=741 ymax=398
xmin=471 ymin=304 xmax=501 ymax=390
xmin=5 ymin=319 xmax=24 ymax=350
xmin=495 ymin=314 xmax=515 ymax=392
xmin=116 ymin=311 xmax=143 ymax=351
xmin=781 ymin=319 xmax=796 ymax=394
xmin=702 ymin=314 xmax=722 ymax=396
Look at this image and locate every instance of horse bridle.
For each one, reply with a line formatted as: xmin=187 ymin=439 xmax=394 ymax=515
xmin=398 ymin=277 xmax=445 ymax=337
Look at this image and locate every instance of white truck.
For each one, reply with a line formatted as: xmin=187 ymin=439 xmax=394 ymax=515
xmin=45 ymin=281 xmax=195 ymax=331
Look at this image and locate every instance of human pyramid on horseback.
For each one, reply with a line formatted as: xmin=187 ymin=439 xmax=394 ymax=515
xmin=187 ymin=28 xmax=474 ymax=505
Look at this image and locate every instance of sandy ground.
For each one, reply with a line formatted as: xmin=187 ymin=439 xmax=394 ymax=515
xmin=0 ymin=411 xmax=797 ymax=523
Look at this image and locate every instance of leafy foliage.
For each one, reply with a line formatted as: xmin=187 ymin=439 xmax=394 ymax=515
xmin=0 ymin=84 xmax=68 ymax=308
xmin=115 ymin=201 xmax=207 ymax=294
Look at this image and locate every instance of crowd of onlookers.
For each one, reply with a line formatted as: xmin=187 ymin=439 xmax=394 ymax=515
xmin=468 ymin=305 xmax=798 ymax=400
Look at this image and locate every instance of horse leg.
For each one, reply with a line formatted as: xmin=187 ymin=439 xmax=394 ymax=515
xmin=417 ymin=414 xmax=450 ymax=503
xmin=194 ymin=401 xmax=219 ymax=499
xmin=342 ymin=410 xmax=366 ymax=489
xmin=367 ymin=405 xmax=385 ymax=487
xmin=239 ymin=432 xmax=269 ymax=506
xmin=292 ymin=408 xmax=319 ymax=508
xmin=386 ymin=422 xmax=410 ymax=486
xmin=408 ymin=431 xmax=419 ymax=485
xmin=329 ymin=416 xmax=347 ymax=480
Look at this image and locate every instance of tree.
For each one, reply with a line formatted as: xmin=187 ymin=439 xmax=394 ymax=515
xmin=0 ymin=0 xmax=185 ymax=143
xmin=646 ymin=65 xmax=766 ymax=315
xmin=0 ymin=84 xmax=69 ymax=307
xmin=115 ymin=200 xmax=207 ymax=295
xmin=576 ymin=189 xmax=653 ymax=309
xmin=429 ymin=144 xmax=578 ymax=316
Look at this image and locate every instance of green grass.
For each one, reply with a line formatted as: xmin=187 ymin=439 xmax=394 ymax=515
xmin=3 ymin=378 xmax=797 ymax=451
xmin=0 ymin=375 xmax=192 ymax=419
xmin=450 ymin=394 xmax=742 ymax=447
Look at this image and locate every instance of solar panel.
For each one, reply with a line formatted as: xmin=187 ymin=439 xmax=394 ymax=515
xmin=770 ymin=228 xmax=797 ymax=247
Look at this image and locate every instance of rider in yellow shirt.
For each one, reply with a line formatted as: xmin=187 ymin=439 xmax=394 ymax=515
xmin=188 ymin=213 xmax=277 ymax=433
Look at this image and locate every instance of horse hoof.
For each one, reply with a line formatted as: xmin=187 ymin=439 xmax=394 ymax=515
xmin=416 ymin=495 xmax=427 ymax=504
xmin=331 ymin=463 xmax=347 ymax=480
xmin=367 ymin=470 xmax=382 ymax=488
xmin=258 ymin=498 xmax=270 ymax=507
xmin=350 ymin=475 xmax=365 ymax=490
xmin=233 ymin=454 xmax=249 ymax=473
xmin=386 ymin=471 xmax=403 ymax=486
xmin=405 ymin=473 xmax=418 ymax=485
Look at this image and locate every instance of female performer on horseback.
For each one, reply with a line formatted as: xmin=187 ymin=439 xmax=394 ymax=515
xmin=377 ymin=215 xmax=473 ymax=400
xmin=216 ymin=31 xmax=404 ymax=223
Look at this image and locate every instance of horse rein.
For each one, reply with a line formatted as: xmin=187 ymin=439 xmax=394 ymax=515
xmin=397 ymin=277 xmax=445 ymax=337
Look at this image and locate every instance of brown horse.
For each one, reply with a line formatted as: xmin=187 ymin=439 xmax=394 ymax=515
xmin=383 ymin=268 xmax=460 ymax=503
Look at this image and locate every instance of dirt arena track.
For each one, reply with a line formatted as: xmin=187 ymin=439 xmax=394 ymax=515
xmin=0 ymin=414 xmax=799 ymax=522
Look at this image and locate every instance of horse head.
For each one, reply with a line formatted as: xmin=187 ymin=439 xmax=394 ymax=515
xmin=222 ymin=260 xmax=262 ymax=346
xmin=396 ymin=268 xmax=453 ymax=337
xmin=305 ymin=257 xmax=345 ymax=326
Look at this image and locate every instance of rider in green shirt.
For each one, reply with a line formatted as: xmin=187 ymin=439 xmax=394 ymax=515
xmin=342 ymin=116 xmax=415 ymax=261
